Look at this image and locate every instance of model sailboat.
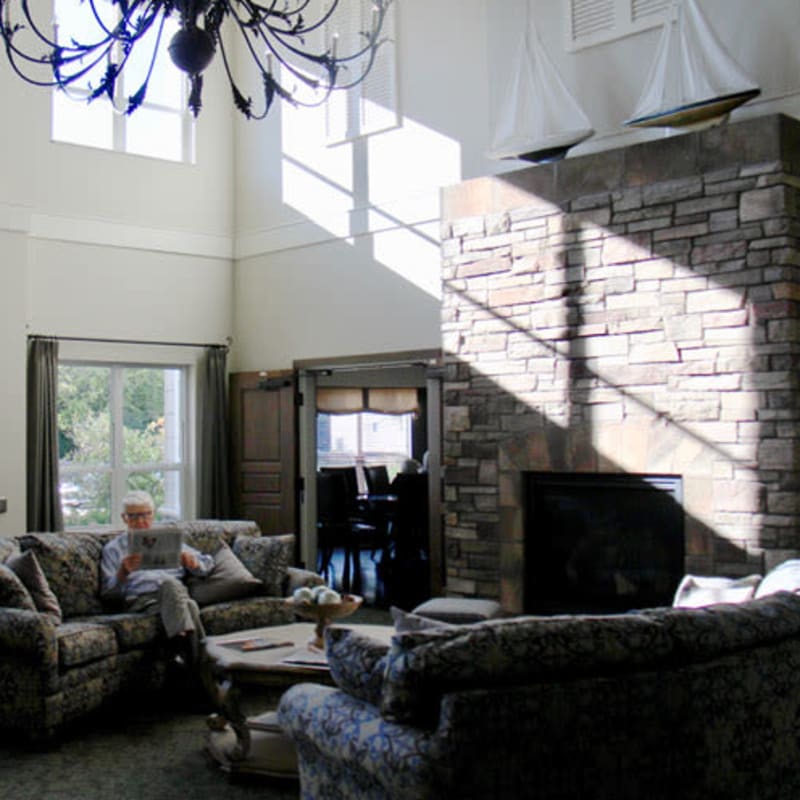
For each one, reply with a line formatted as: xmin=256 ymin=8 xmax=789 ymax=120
xmin=488 ymin=10 xmax=593 ymax=163
xmin=625 ymin=0 xmax=759 ymax=130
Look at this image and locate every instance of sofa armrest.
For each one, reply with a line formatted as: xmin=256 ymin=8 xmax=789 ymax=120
xmin=278 ymin=683 xmax=446 ymax=800
xmin=0 ymin=607 xmax=59 ymax=671
xmin=285 ymin=566 xmax=325 ymax=594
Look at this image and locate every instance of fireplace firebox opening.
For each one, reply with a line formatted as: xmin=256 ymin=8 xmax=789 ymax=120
xmin=524 ymin=472 xmax=685 ymax=615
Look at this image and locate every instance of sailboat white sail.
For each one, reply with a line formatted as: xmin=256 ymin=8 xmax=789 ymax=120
xmin=625 ymin=0 xmax=759 ymax=130
xmin=488 ymin=7 xmax=594 ymax=163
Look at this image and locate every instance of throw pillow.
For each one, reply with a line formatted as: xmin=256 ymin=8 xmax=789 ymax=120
xmin=672 ymin=573 xmax=762 ymax=608
xmin=391 ymin=606 xmax=454 ymax=633
xmin=233 ymin=534 xmax=293 ymax=597
xmin=326 ymin=627 xmax=390 ymax=706
xmin=755 ymin=559 xmax=800 ymax=598
xmin=187 ymin=542 xmax=264 ymax=605
xmin=7 ymin=550 xmax=63 ymax=622
xmin=0 ymin=537 xmax=20 ymax=563
xmin=0 ymin=563 xmax=37 ymax=611
xmin=18 ymin=533 xmax=104 ymax=617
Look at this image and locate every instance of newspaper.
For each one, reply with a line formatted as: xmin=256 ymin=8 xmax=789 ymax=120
xmin=128 ymin=527 xmax=183 ymax=570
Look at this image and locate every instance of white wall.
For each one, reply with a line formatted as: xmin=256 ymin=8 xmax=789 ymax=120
xmin=1 ymin=0 xmax=799 ymax=531
xmin=0 ymin=23 xmax=235 ymax=535
xmin=231 ymin=0 xmax=800 ymax=373
xmin=231 ymin=0 xmax=490 ymax=371
xmin=0 ymin=234 xmax=28 ymax=535
xmin=488 ymin=0 xmax=800 ymax=157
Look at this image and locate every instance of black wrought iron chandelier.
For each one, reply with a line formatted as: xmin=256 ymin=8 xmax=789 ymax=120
xmin=0 ymin=0 xmax=392 ymax=118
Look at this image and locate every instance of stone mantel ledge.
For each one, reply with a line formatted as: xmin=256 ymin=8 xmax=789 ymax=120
xmin=442 ymin=114 xmax=800 ymax=223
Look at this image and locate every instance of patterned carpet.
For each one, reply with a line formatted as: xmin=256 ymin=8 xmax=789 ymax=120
xmin=0 ymin=606 xmax=392 ymax=800
xmin=0 ymin=696 xmax=300 ymax=800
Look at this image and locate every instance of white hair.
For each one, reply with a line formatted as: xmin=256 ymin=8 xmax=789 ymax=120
xmin=122 ymin=490 xmax=155 ymax=512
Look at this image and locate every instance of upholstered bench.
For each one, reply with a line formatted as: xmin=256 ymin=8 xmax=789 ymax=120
xmin=411 ymin=596 xmax=504 ymax=624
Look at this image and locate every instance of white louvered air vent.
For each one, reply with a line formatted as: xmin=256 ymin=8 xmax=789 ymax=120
xmin=632 ymin=0 xmax=673 ymax=23
xmin=571 ymin=0 xmax=615 ymax=42
xmin=568 ymin=0 xmax=672 ymax=51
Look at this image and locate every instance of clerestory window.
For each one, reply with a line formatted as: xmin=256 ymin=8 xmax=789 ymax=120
xmin=51 ymin=0 xmax=194 ymax=162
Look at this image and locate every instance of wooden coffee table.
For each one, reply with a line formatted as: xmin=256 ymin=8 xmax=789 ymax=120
xmin=202 ymin=621 xmax=394 ymax=778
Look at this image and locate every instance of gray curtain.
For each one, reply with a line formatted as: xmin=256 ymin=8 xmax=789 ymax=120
xmin=197 ymin=345 xmax=232 ymax=518
xmin=27 ymin=338 xmax=64 ymax=532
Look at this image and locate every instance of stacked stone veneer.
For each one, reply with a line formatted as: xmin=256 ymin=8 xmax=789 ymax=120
xmin=440 ymin=114 xmax=800 ymax=613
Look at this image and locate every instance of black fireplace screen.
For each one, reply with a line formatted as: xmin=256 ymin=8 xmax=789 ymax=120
xmin=525 ymin=472 xmax=684 ymax=614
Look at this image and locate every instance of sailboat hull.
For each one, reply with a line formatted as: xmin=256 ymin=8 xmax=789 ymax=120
xmin=625 ymin=88 xmax=760 ymax=130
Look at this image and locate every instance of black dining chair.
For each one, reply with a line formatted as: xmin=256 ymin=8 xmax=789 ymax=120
xmin=384 ymin=472 xmax=430 ymax=607
xmin=317 ymin=469 xmax=385 ymax=596
xmin=364 ymin=464 xmax=391 ymax=496
xmin=320 ymin=466 xmax=361 ymax=508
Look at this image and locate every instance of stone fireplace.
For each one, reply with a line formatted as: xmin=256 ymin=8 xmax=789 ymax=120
xmin=440 ymin=113 xmax=800 ymax=614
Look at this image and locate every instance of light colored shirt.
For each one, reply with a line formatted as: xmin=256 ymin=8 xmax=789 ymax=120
xmin=101 ymin=531 xmax=214 ymax=601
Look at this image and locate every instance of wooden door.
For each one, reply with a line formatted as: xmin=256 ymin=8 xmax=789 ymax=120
xmin=230 ymin=371 xmax=297 ymax=536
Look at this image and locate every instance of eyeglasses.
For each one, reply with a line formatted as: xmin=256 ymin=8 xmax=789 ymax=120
xmin=124 ymin=512 xmax=153 ymax=521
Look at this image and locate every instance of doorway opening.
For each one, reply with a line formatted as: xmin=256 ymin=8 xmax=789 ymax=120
xmin=296 ymin=352 xmax=442 ymax=609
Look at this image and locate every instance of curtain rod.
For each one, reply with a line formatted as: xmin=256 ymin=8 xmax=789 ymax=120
xmin=29 ymin=334 xmax=231 ymax=350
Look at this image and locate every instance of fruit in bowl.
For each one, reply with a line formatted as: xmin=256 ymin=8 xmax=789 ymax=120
xmin=288 ymin=587 xmax=363 ymax=649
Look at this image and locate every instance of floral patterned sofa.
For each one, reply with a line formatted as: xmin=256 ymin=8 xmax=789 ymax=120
xmin=0 ymin=520 xmax=321 ymax=741
xmin=278 ymin=590 xmax=800 ymax=800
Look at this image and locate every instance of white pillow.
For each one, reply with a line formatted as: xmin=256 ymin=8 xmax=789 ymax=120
xmin=755 ymin=559 xmax=800 ymax=598
xmin=672 ymin=574 xmax=762 ymax=608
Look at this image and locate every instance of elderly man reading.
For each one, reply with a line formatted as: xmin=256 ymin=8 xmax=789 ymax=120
xmin=100 ymin=490 xmax=213 ymax=664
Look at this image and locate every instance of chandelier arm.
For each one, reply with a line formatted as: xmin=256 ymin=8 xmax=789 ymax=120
xmin=125 ymin=10 xmax=168 ymax=113
xmin=257 ymin=1 xmax=386 ymax=70
xmin=214 ymin=31 xmax=267 ymax=119
xmin=241 ymin=0 xmax=339 ymax=36
xmin=222 ymin=3 xmax=317 ymax=88
xmin=215 ymin=13 xmax=331 ymax=117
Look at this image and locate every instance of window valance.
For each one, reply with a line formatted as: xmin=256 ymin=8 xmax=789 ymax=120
xmin=316 ymin=387 xmax=419 ymax=415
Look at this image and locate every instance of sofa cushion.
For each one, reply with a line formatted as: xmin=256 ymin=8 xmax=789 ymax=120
xmin=672 ymin=573 xmax=762 ymax=608
xmin=199 ymin=596 xmax=296 ymax=636
xmin=56 ymin=621 xmax=118 ymax=669
xmin=187 ymin=541 xmax=263 ymax=605
xmin=326 ymin=627 xmax=390 ymax=706
xmin=19 ymin=533 xmax=104 ymax=617
xmin=7 ymin=550 xmax=63 ymax=622
xmin=755 ymin=559 xmax=800 ymax=598
xmin=87 ymin=611 xmax=163 ymax=650
xmin=0 ymin=564 xmax=37 ymax=612
xmin=233 ymin=534 xmax=293 ymax=596
xmin=380 ymin=611 xmax=674 ymax=726
xmin=180 ymin=520 xmax=261 ymax=552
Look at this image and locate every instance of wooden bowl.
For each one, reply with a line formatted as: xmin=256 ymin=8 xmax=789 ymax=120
xmin=288 ymin=594 xmax=363 ymax=649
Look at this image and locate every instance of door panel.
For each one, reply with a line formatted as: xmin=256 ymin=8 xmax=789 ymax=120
xmin=230 ymin=371 xmax=296 ymax=537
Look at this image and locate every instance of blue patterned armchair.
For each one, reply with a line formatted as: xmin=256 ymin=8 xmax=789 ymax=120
xmin=279 ymin=591 xmax=800 ymax=799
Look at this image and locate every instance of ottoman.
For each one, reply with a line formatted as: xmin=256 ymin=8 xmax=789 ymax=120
xmin=411 ymin=596 xmax=504 ymax=624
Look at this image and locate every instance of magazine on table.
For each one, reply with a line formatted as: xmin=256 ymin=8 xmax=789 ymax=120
xmin=128 ymin=527 xmax=183 ymax=570
xmin=280 ymin=647 xmax=329 ymax=669
xmin=218 ymin=636 xmax=295 ymax=652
